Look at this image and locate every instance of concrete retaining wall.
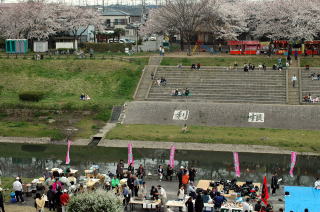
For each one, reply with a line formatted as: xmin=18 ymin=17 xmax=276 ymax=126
xmin=124 ymin=101 xmax=320 ymax=130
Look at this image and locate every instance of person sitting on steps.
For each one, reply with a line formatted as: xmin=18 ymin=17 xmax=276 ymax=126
xmin=184 ymin=88 xmax=190 ymax=96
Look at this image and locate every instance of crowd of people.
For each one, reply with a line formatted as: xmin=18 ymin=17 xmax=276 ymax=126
xmin=303 ymin=93 xmax=320 ymax=103
xmin=191 ymin=64 xmax=201 ymax=70
xmin=1 ymin=163 xmax=318 ymax=212
xmin=171 ymin=88 xmax=190 ymax=96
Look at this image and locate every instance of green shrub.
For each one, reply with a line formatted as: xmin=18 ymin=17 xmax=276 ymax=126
xmin=68 ymin=189 xmax=123 ymax=212
xmin=19 ymin=91 xmax=45 ymax=102
xmin=81 ymin=42 xmax=132 ymax=53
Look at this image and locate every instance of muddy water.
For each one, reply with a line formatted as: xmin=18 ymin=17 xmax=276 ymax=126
xmin=0 ymin=143 xmax=318 ymax=186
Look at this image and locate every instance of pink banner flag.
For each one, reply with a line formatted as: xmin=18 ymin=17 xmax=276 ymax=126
xmin=128 ymin=143 xmax=134 ymax=165
xmin=169 ymin=145 xmax=176 ymax=168
xmin=289 ymin=152 xmax=297 ymax=177
xmin=233 ymin=152 xmax=240 ymax=177
xmin=65 ymin=140 xmax=72 ymax=165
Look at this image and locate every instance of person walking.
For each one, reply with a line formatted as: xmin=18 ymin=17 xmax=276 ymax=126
xmin=47 ymin=185 xmax=55 ymax=211
xmin=0 ymin=187 xmax=5 ymax=212
xmin=60 ymin=189 xmax=70 ymax=212
xmin=182 ymin=170 xmax=190 ymax=192
xmin=294 ymin=51 xmax=298 ymax=60
xmin=137 ymin=164 xmax=145 ymax=180
xmin=292 ymin=75 xmax=297 ymax=87
xmin=13 ymin=177 xmax=24 ymax=203
xmin=158 ymin=165 xmax=164 ymax=181
xmin=189 ymin=168 xmax=196 ymax=184
xmin=177 ymin=185 xmax=185 ymax=201
xmin=177 ymin=167 xmax=184 ymax=189
xmin=166 ymin=165 xmax=173 ymax=181
xmin=54 ymin=187 xmax=63 ymax=212
xmin=271 ymin=173 xmax=279 ymax=195
xmin=35 ymin=193 xmax=45 ymax=212
xmin=116 ymin=160 xmax=124 ymax=179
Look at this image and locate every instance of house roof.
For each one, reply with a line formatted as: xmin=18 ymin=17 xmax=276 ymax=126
xmin=101 ymin=8 xmax=130 ymax=16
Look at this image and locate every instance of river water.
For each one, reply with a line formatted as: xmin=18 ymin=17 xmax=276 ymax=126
xmin=0 ymin=143 xmax=318 ymax=186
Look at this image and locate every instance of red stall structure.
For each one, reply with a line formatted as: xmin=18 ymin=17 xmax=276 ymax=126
xmin=273 ymin=40 xmax=303 ymax=55
xmin=272 ymin=40 xmax=288 ymax=55
xmin=228 ymin=41 xmax=261 ymax=55
xmin=304 ymin=41 xmax=320 ymax=55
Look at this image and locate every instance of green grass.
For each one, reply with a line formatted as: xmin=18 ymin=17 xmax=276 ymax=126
xmin=0 ymin=58 xmax=147 ymax=140
xmin=0 ymin=59 xmax=146 ymax=111
xmin=0 ymin=121 xmax=64 ymax=140
xmin=300 ymin=57 xmax=320 ymax=67
xmin=161 ymin=56 xmax=286 ymax=67
xmin=106 ymin=124 xmax=320 ymax=153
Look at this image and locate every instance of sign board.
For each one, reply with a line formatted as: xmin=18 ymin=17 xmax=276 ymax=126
xmin=173 ymin=110 xmax=189 ymax=121
xmin=33 ymin=41 xmax=48 ymax=52
xmin=248 ymin=112 xmax=265 ymax=123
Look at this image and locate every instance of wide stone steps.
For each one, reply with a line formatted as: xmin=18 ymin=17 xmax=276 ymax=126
xmin=146 ymin=97 xmax=285 ymax=104
xmin=146 ymin=67 xmax=286 ymax=104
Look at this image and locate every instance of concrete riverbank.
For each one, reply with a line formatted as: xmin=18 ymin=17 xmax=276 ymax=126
xmin=0 ymin=136 xmax=319 ymax=156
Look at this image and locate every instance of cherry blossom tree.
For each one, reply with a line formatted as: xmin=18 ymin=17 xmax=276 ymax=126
xmin=57 ymin=5 xmax=104 ymax=48
xmin=140 ymin=0 xmax=249 ymax=51
xmin=252 ymin=0 xmax=320 ymax=41
xmin=0 ymin=2 xmax=104 ymax=45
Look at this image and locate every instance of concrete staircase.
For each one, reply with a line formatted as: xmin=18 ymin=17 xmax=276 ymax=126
xmin=147 ymin=67 xmax=287 ymax=104
xmin=134 ymin=56 xmax=162 ymax=100
xmin=301 ymin=67 xmax=320 ymax=101
xmin=287 ymin=67 xmax=300 ymax=105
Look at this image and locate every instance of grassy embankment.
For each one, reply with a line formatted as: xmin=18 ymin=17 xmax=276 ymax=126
xmin=0 ymin=58 xmax=148 ymax=140
xmin=106 ymin=124 xmax=320 ymax=153
xmin=161 ymin=56 xmax=287 ymax=67
xmin=300 ymin=57 xmax=320 ymax=67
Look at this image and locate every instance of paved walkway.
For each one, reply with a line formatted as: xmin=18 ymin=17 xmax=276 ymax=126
xmin=134 ymin=56 xmax=162 ymax=100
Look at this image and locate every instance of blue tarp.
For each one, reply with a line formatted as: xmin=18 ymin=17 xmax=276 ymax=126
xmin=285 ymin=186 xmax=320 ymax=212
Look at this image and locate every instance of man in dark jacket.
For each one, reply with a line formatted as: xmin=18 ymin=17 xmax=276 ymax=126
xmin=47 ymin=185 xmax=55 ymax=211
xmin=54 ymin=187 xmax=63 ymax=212
xmin=254 ymin=200 xmax=262 ymax=212
xmin=195 ymin=194 xmax=204 ymax=212
xmin=0 ymin=187 xmax=5 ymax=212
xmin=271 ymin=173 xmax=279 ymax=195
xmin=189 ymin=168 xmax=196 ymax=183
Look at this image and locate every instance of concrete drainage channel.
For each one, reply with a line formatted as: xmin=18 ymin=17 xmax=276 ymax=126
xmin=88 ymin=136 xmax=102 ymax=146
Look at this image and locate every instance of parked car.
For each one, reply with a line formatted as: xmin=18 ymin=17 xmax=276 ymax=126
xmin=119 ymin=38 xmax=136 ymax=44
xmin=149 ymin=36 xmax=157 ymax=41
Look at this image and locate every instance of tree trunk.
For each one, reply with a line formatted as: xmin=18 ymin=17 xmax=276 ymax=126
xmin=180 ymin=31 xmax=184 ymax=51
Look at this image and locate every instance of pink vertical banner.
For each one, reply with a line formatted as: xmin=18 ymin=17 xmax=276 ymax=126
xmin=289 ymin=152 xmax=297 ymax=177
xmin=65 ymin=140 xmax=72 ymax=165
xmin=169 ymin=145 xmax=176 ymax=168
xmin=233 ymin=152 xmax=241 ymax=177
xmin=128 ymin=143 xmax=134 ymax=165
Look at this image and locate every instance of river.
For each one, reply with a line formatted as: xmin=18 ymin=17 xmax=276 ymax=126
xmin=0 ymin=143 xmax=318 ymax=186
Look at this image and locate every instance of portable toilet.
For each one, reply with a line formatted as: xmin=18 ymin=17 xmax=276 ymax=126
xmin=5 ymin=39 xmax=28 ymax=54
